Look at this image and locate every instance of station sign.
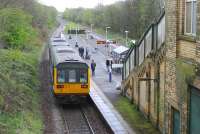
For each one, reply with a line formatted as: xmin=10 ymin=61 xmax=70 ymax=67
xmin=96 ymin=40 xmax=106 ymax=44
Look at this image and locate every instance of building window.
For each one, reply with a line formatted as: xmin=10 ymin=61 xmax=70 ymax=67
xmin=185 ymin=0 xmax=197 ymax=35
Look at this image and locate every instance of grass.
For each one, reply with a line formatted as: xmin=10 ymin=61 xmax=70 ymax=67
xmin=114 ymin=96 xmax=161 ymax=134
xmin=0 ymin=46 xmax=43 ymax=134
xmin=64 ymin=22 xmax=83 ymax=32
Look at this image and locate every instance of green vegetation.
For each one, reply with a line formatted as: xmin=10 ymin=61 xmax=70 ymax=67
xmin=0 ymin=48 xmax=43 ymax=133
xmin=114 ymin=97 xmax=161 ymax=134
xmin=0 ymin=0 xmax=57 ymax=133
xmin=63 ymin=0 xmax=163 ymax=40
xmin=0 ymin=0 xmax=57 ymax=41
xmin=0 ymin=8 xmax=37 ymax=49
xmin=64 ymin=22 xmax=80 ymax=32
xmin=176 ymin=59 xmax=196 ymax=102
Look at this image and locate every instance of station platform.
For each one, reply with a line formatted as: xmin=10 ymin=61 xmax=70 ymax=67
xmin=90 ymin=80 xmax=135 ymax=134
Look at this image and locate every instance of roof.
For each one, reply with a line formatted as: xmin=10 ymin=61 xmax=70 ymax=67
xmin=50 ymin=38 xmax=70 ymax=47
xmin=112 ymin=46 xmax=129 ymax=55
xmin=51 ymin=45 xmax=83 ymax=65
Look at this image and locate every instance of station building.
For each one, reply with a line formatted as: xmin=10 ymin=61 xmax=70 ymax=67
xmin=121 ymin=0 xmax=200 ymax=133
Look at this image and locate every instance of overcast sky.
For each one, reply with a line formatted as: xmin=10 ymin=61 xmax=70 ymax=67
xmin=39 ymin=0 xmax=124 ymax=12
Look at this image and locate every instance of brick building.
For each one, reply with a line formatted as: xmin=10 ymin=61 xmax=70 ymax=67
xmin=122 ymin=0 xmax=200 ymax=133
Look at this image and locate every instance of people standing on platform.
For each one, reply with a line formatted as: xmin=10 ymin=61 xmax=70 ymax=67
xmin=108 ymin=65 xmax=112 ymax=82
xmin=79 ymin=47 xmax=84 ymax=58
xmin=78 ymin=47 xmax=81 ymax=56
xmin=106 ymin=59 xmax=113 ymax=72
xmin=91 ymin=59 xmax=96 ymax=76
xmin=110 ymin=60 xmax=113 ymax=69
xmin=85 ymin=47 xmax=89 ymax=59
xmin=106 ymin=60 xmax=109 ymax=72
xmin=82 ymin=47 xmax=84 ymax=58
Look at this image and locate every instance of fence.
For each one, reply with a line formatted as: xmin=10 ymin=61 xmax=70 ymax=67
xmin=123 ymin=12 xmax=165 ymax=80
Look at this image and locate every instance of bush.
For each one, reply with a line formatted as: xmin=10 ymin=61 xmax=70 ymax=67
xmin=0 ymin=8 xmax=37 ymax=49
xmin=0 ymin=47 xmax=43 ymax=133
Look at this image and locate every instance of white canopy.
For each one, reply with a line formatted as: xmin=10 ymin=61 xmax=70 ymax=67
xmin=112 ymin=46 xmax=129 ymax=55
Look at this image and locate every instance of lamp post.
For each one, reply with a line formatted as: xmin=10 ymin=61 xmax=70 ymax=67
xmin=76 ymin=27 xmax=78 ymax=45
xmin=90 ymin=24 xmax=93 ymax=33
xmin=106 ymin=27 xmax=111 ymax=56
xmin=106 ymin=26 xmax=111 ymax=41
xmin=90 ymin=24 xmax=94 ymax=40
xmin=125 ymin=30 xmax=129 ymax=46
xmin=69 ymin=25 xmax=71 ymax=35
xmin=78 ymin=24 xmax=80 ymax=31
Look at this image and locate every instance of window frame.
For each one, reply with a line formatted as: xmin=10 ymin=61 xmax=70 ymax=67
xmin=57 ymin=68 xmax=88 ymax=84
xmin=185 ymin=0 xmax=197 ymax=36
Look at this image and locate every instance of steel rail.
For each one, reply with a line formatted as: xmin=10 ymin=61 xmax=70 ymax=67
xmin=80 ymin=106 xmax=95 ymax=134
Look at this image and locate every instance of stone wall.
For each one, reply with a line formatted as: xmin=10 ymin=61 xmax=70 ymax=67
xmin=139 ymin=73 xmax=148 ymax=116
xmin=149 ymin=65 xmax=157 ymax=125
xmin=197 ymin=0 xmax=200 ymax=64
xmin=165 ymin=0 xmax=178 ymax=133
xmin=177 ymin=0 xmax=185 ymax=35
xmin=121 ymin=0 xmax=200 ymax=133
xmin=177 ymin=40 xmax=197 ymax=60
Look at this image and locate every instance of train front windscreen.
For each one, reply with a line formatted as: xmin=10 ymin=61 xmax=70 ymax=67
xmin=56 ymin=63 xmax=88 ymax=84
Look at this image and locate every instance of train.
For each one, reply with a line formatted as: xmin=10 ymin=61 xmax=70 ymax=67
xmin=49 ymin=35 xmax=90 ymax=103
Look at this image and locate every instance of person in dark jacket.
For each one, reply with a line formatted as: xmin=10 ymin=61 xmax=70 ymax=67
xmin=85 ymin=47 xmax=89 ymax=59
xmin=106 ymin=60 xmax=109 ymax=72
xmin=78 ymin=47 xmax=81 ymax=56
xmin=91 ymin=59 xmax=96 ymax=76
xmin=80 ymin=47 xmax=84 ymax=58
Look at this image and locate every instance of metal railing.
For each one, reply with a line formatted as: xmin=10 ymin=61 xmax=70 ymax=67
xmin=123 ymin=12 xmax=165 ymax=80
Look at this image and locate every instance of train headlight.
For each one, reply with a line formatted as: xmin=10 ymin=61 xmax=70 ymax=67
xmin=57 ymin=85 xmax=64 ymax=88
xmin=81 ymin=85 xmax=88 ymax=88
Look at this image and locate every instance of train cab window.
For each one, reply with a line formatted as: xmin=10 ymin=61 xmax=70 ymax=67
xmin=80 ymin=70 xmax=88 ymax=83
xmin=57 ymin=70 xmax=65 ymax=83
xmin=68 ymin=70 xmax=76 ymax=82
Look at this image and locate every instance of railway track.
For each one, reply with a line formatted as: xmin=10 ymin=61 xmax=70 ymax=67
xmin=62 ymin=104 xmax=95 ymax=134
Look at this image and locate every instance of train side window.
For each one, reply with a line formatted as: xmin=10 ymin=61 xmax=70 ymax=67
xmin=68 ymin=69 xmax=76 ymax=82
xmin=57 ymin=70 xmax=65 ymax=83
xmin=80 ymin=70 xmax=87 ymax=83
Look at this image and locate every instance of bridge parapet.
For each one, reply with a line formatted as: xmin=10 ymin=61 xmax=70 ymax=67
xmin=123 ymin=12 xmax=165 ymax=81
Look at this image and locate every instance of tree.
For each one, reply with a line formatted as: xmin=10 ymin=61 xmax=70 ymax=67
xmin=0 ymin=8 xmax=36 ymax=48
xmin=63 ymin=0 xmax=161 ymax=40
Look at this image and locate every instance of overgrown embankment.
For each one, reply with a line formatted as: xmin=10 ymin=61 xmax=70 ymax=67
xmin=0 ymin=0 xmax=57 ymax=133
xmin=0 ymin=48 xmax=43 ymax=133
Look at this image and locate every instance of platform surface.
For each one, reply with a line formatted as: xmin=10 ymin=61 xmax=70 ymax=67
xmin=90 ymin=81 xmax=136 ymax=134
